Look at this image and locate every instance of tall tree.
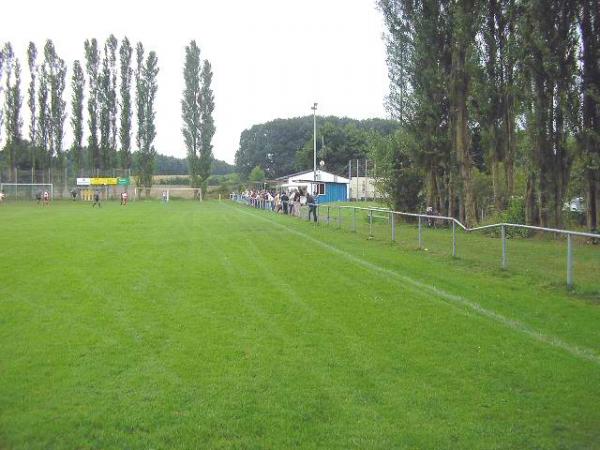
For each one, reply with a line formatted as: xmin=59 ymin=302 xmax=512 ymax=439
xmin=478 ymin=0 xmax=518 ymax=209
xmin=99 ymin=41 xmax=111 ymax=171
xmin=0 ymin=48 xmax=4 ymax=148
xmin=3 ymin=42 xmax=23 ymax=181
xmin=84 ymin=38 xmax=100 ymax=172
xmin=37 ymin=60 xmax=50 ymax=171
xmin=181 ymin=40 xmax=202 ymax=199
xmin=379 ymin=0 xmax=453 ymax=217
xmin=198 ymin=60 xmax=215 ymax=200
xmin=44 ymin=40 xmax=67 ymax=172
xmin=107 ymin=35 xmax=118 ymax=169
xmin=71 ymin=60 xmax=85 ymax=176
xmin=135 ymin=42 xmax=145 ymax=174
xmin=27 ymin=42 xmax=37 ymax=175
xmin=119 ymin=37 xmax=133 ymax=171
xmin=580 ymin=0 xmax=600 ymax=231
xmin=520 ymin=0 xmax=578 ymax=226
xmin=136 ymin=47 xmax=159 ymax=197
xmin=449 ymin=0 xmax=481 ymax=226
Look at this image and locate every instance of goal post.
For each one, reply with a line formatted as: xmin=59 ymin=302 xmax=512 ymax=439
xmin=0 ymin=183 xmax=54 ymax=200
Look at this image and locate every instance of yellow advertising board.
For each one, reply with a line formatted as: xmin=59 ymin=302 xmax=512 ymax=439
xmin=90 ymin=177 xmax=118 ymax=185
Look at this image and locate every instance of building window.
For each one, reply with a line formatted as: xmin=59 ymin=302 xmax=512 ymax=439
xmin=316 ymin=183 xmax=326 ymax=195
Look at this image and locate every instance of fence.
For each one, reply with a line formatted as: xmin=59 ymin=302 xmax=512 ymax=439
xmin=231 ymin=194 xmax=600 ymax=291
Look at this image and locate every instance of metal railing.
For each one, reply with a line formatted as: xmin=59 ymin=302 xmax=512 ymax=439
xmin=230 ymin=194 xmax=599 ymax=289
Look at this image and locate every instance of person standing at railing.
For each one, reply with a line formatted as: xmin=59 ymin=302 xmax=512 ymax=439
xmin=288 ymin=191 xmax=295 ymax=216
xmin=289 ymin=190 xmax=300 ymax=217
xmin=274 ymin=193 xmax=282 ymax=213
xmin=281 ymin=192 xmax=289 ymax=215
xmin=307 ymin=192 xmax=317 ymax=222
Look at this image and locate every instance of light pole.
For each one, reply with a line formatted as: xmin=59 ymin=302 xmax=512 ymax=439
xmin=311 ymin=102 xmax=318 ymax=183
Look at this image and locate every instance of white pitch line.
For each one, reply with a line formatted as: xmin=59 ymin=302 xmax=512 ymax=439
xmin=231 ymin=204 xmax=600 ymax=366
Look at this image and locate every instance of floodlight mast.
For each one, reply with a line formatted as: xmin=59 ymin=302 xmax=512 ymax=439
xmin=311 ymin=102 xmax=318 ymax=186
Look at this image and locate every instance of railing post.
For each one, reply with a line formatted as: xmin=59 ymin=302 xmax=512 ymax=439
xmin=418 ymin=216 xmax=422 ymax=249
xmin=352 ymin=207 xmax=356 ymax=232
xmin=501 ymin=225 xmax=507 ymax=269
xmin=391 ymin=212 xmax=396 ymax=242
xmin=452 ymin=221 xmax=456 ymax=257
xmin=567 ymin=233 xmax=574 ymax=289
xmin=369 ymin=209 xmax=373 ymax=237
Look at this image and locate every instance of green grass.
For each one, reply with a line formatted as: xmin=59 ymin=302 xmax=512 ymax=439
xmin=1 ymin=200 xmax=599 ymax=449
xmin=316 ymin=203 xmax=600 ymax=297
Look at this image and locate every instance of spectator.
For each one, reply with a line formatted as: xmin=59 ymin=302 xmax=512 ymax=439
xmin=281 ymin=191 xmax=289 ymax=214
xmin=307 ymin=191 xmax=317 ymax=222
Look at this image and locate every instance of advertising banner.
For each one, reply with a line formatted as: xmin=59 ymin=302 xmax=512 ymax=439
xmin=76 ymin=178 xmax=91 ymax=186
xmin=90 ymin=177 xmax=118 ymax=186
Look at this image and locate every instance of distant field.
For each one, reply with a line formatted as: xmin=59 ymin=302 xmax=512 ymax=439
xmin=1 ymin=200 xmax=599 ymax=448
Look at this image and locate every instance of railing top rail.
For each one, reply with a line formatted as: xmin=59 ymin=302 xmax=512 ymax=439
xmin=232 ymin=195 xmax=599 ymax=239
xmin=499 ymin=223 xmax=598 ymax=239
xmin=337 ymin=205 xmax=468 ymax=230
xmin=335 ymin=203 xmax=598 ymax=239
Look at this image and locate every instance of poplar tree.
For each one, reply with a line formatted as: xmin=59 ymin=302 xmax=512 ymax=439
xmin=37 ymin=60 xmax=50 ymax=170
xmin=199 ymin=59 xmax=215 ymax=200
xmin=519 ymin=0 xmax=579 ymax=226
xmin=84 ymin=38 xmax=100 ymax=171
xmin=137 ymin=50 xmax=159 ymax=196
xmin=3 ymin=42 xmax=23 ymax=181
xmin=449 ymin=0 xmax=481 ymax=226
xmin=119 ymin=37 xmax=133 ymax=171
xmin=181 ymin=40 xmax=202 ymax=199
xmin=580 ymin=0 xmax=600 ymax=231
xmin=71 ymin=60 xmax=85 ymax=176
xmin=135 ymin=42 xmax=145 ymax=171
xmin=46 ymin=41 xmax=67 ymax=172
xmin=0 ymin=48 xmax=3 ymax=147
xmin=27 ymin=42 xmax=37 ymax=175
xmin=99 ymin=41 xmax=111 ymax=170
xmin=107 ymin=35 xmax=118 ymax=168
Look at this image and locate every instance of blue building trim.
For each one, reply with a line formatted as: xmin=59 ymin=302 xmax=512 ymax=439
xmin=316 ymin=182 xmax=347 ymax=204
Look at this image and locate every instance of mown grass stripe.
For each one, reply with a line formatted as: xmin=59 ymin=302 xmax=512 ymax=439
xmin=230 ymin=203 xmax=600 ymax=366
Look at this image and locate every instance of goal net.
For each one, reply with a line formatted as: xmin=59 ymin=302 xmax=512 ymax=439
xmin=0 ymin=183 xmax=54 ymax=201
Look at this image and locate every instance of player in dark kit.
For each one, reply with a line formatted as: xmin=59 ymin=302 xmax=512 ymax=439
xmin=92 ymin=190 xmax=101 ymax=207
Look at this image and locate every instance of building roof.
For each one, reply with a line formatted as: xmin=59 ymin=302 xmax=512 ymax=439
xmin=277 ymin=169 xmax=350 ymax=184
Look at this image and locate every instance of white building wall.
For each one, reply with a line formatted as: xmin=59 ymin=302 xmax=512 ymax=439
xmin=348 ymin=177 xmax=382 ymax=200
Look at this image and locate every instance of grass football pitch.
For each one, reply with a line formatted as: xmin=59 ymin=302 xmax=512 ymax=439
xmin=1 ymin=200 xmax=599 ymax=449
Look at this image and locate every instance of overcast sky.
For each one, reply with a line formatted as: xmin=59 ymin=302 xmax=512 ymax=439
xmin=2 ymin=0 xmax=390 ymax=164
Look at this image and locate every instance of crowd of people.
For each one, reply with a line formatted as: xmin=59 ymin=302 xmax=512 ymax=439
xmin=237 ymin=188 xmax=318 ymax=222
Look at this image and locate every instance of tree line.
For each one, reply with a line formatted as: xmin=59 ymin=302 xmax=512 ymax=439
xmin=0 ymin=37 xmax=159 ymax=189
xmin=0 ymin=37 xmax=216 ymax=197
xmin=377 ymin=0 xmax=599 ymax=231
xmin=235 ymin=116 xmax=399 ymax=179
